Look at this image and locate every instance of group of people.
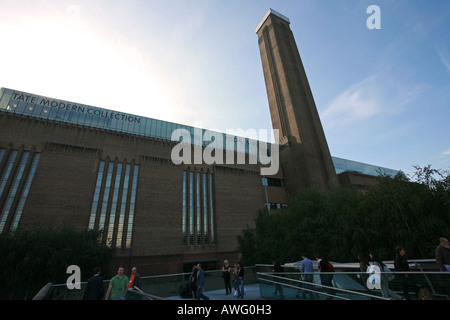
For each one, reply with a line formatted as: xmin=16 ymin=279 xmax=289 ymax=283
xmin=188 ymin=263 xmax=210 ymax=300
xmin=223 ymin=261 xmax=245 ymax=299
xmin=189 ymin=260 xmax=245 ymax=300
xmin=292 ymin=237 xmax=450 ymax=300
xmin=81 ymin=237 xmax=450 ymax=301
xmin=358 ymin=237 xmax=450 ymax=300
xmin=294 ymin=253 xmax=332 ymax=300
xmin=357 ymin=250 xmax=405 ymax=299
xmin=270 ymin=253 xmax=334 ymax=300
xmin=82 ymin=266 xmax=142 ymax=300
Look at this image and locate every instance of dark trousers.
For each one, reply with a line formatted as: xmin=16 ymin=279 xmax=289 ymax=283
xmin=196 ymin=287 xmax=209 ymax=300
xmin=399 ymin=275 xmax=420 ymax=300
xmin=224 ymin=276 xmax=232 ymax=294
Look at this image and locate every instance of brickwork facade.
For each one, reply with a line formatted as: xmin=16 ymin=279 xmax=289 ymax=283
xmin=0 ymin=113 xmax=282 ymax=275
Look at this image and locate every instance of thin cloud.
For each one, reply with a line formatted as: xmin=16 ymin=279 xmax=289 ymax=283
xmin=321 ymin=75 xmax=381 ymax=128
xmin=437 ymin=47 xmax=450 ymax=75
xmin=321 ymin=71 xmax=427 ymax=131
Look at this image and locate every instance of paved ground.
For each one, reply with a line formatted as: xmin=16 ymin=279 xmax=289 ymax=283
xmin=166 ymin=283 xmax=262 ymax=300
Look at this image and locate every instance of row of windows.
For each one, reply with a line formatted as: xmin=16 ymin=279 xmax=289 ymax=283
xmin=182 ymin=171 xmax=215 ymax=246
xmin=0 ymin=148 xmax=40 ymax=232
xmin=88 ymin=160 xmax=139 ymax=248
xmin=266 ymin=203 xmax=288 ymax=210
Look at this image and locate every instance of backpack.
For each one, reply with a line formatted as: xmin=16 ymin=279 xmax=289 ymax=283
xmin=383 ymin=265 xmax=394 ymax=282
xmin=327 ymin=262 xmax=334 ymax=272
xmin=327 ymin=262 xmax=334 ymax=279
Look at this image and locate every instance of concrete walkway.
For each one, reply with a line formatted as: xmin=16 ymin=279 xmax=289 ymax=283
xmin=166 ymin=283 xmax=261 ymax=300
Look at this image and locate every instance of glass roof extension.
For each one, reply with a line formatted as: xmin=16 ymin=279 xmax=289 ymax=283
xmin=0 ymin=87 xmax=263 ymax=154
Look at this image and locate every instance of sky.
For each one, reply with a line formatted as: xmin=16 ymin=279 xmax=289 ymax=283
xmin=0 ymin=0 xmax=449 ymax=178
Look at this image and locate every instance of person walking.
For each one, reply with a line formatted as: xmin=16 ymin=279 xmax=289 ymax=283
xmin=369 ymin=251 xmax=400 ymax=299
xmin=272 ymin=260 xmax=284 ymax=298
xmin=232 ymin=263 xmax=239 ymax=296
xmin=357 ymin=253 xmax=373 ymax=298
xmin=298 ymin=253 xmax=315 ymax=300
xmin=196 ymin=263 xmax=210 ymax=300
xmin=105 ymin=267 xmax=129 ymax=300
xmin=435 ymin=237 xmax=450 ymax=298
xmin=316 ymin=255 xmax=333 ymax=299
xmin=189 ymin=265 xmax=198 ymax=299
xmin=394 ymin=246 xmax=420 ymax=300
xmin=222 ymin=260 xmax=232 ymax=295
xmin=82 ymin=267 xmax=104 ymax=300
xmin=358 ymin=252 xmax=370 ymax=274
xmin=435 ymin=237 xmax=450 ymax=272
xmin=369 ymin=251 xmax=389 ymax=298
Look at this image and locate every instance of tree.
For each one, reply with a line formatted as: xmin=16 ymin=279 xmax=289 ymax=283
xmin=238 ymin=185 xmax=366 ymax=264
xmin=363 ymin=167 xmax=450 ymax=259
xmin=0 ymin=225 xmax=115 ymax=299
xmin=237 ymin=166 xmax=450 ymax=265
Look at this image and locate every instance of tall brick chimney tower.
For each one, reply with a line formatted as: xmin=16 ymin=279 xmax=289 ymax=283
xmin=256 ymin=9 xmax=338 ymax=194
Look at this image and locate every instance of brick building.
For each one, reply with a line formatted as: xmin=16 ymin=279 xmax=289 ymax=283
xmin=0 ymin=9 xmax=397 ymax=275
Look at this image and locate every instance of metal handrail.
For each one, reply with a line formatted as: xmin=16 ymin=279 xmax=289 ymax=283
xmin=267 ymin=271 xmax=449 ymax=275
xmin=257 ymin=272 xmax=389 ymax=300
xmin=127 ymin=287 xmax=168 ymax=300
xmin=38 ymin=263 xmax=448 ymax=300
xmin=259 ymin=276 xmax=353 ymax=300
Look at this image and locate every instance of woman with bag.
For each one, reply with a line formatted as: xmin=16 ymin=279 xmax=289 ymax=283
xmin=369 ymin=251 xmax=400 ymax=299
xmin=189 ymin=265 xmax=198 ymax=299
xmin=235 ymin=262 xmax=245 ymax=298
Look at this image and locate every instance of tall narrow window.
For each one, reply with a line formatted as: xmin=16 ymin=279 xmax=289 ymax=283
xmin=209 ymin=173 xmax=215 ymax=243
xmin=203 ymin=172 xmax=208 ymax=244
xmin=107 ymin=163 xmax=122 ymax=245
xmin=98 ymin=162 xmax=114 ymax=230
xmin=196 ymin=172 xmax=201 ymax=245
xmin=0 ymin=149 xmax=41 ymax=232
xmin=125 ymin=165 xmax=139 ymax=248
xmin=116 ymin=164 xmax=131 ymax=247
xmin=89 ymin=160 xmax=139 ymax=248
xmin=0 ymin=151 xmax=29 ymax=232
xmin=0 ymin=150 xmax=18 ymax=198
xmin=189 ymin=171 xmax=194 ymax=245
xmin=182 ymin=171 xmax=187 ymax=245
xmin=182 ymin=170 xmax=215 ymax=246
xmin=11 ymin=153 xmax=40 ymax=230
xmin=88 ymin=161 xmax=105 ymax=229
